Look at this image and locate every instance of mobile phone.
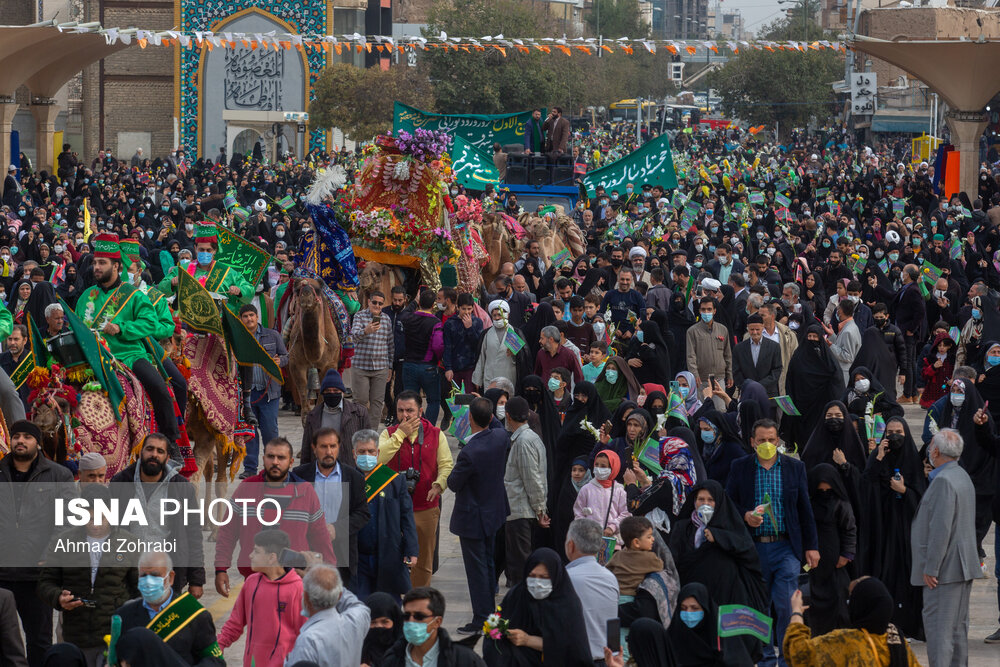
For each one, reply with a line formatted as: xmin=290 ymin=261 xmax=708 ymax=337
xmin=279 ymin=548 xmax=308 ymax=569
xmin=606 ymin=618 xmax=621 ymax=653
xmin=708 ymin=374 xmax=716 ymax=388
xmin=453 ymin=393 xmax=475 ymax=406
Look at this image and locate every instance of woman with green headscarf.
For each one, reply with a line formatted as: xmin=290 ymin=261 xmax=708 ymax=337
xmin=595 ymin=355 xmax=641 ymax=413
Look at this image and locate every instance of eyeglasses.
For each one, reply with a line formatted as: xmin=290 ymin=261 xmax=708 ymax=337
xmin=370 ymin=300 xmax=384 ymax=306
xmin=402 ymin=612 xmax=435 ymax=621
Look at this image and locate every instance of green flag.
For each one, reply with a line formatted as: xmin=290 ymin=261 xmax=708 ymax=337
xmin=451 ymin=136 xmax=500 ymax=190
xmin=177 ymin=268 xmax=225 ymax=338
xmin=393 ymin=102 xmax=535 ymax=151
xmin=58 ymin=298 xmax=126 ymax=420
xmin=214 ymin=224 xmax=272 ymax=287
xmin=583 ymin=134 xmax=678 ymax=196
xmin=276 ymin=195 xmax=296 ymax=211
xmin=717 ymin=605 xmax=772 ymax=643
xmin=10 ymin=314 xmax=48 ymax=389
xmin=220 ymin=302 xmax=282 ymax=381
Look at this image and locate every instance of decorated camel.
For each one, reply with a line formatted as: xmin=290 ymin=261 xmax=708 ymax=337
xmin=286 ymin=277 xmax=341 ymax=420
xmin=478 ymin=207 xmax=588 ymax=287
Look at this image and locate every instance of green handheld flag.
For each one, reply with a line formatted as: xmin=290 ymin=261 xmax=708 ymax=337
xmin=717 ymin=605 xmax=772 ymax=643
xmin=760 ymin=493 xmax=779 ymax=533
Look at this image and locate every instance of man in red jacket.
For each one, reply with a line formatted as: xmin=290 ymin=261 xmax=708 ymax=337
xmin=214 ymin=438 xmax=337 ymax=597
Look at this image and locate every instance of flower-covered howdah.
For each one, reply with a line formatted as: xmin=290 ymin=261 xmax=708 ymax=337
xmin=390 ymin=128 xmax=452 ymax=163
xmin=346 ymin=206 xmax=457 ymax=262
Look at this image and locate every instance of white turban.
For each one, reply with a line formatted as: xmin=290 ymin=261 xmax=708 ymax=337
xmin=488 ymin=299 xmax=510 ymax=317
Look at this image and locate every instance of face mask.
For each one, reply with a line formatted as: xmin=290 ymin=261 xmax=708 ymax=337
xmin=855 ymin=378 xmax=871 ymax=394
xmin=889 ymin=253 xmax=899 ymax=262
xmin=137 ymin=574 xmax=167 ymax=603
xmin=933 ymin=289 xmax=946 ymax=299
xmin=185 ymin=223 xmax=194 ymax=231
xmin=694 ymin=261 xmax=703 ymax=268
xmin=756 ymin=231 xmax=765 ymax=240
xmin=708 ymin=245 xmax=717 ymax=253
xmin=323 ymin=393 xmax=343 ymax=409
xmin=695 ymin=243 xmax=704 ymax=252
xmin=138 ymin=212 xmax=146 ymax=219
xmin=526 ymin=577 xmax=553 ymax=600
xmin=17 ymin=210 xmax=25 ymax=218
xmin=54 ymin=244 xmax=64 ymax=253
xmin=493 ymin=318 xmax=506 ymax=330
xmin=680 ymin=610 xmax=705 ymax=628
xmin=356 ymin=454 xmax=378 ymax=472
xmin=950 ymin=392 xmax=965 ymax=407
xmin=696 ymin=504 xmax=714 ymax=525
xmin=679 ymin=386 xmax=689 ymax=398
xmin=611 ymin=193 xmax=619 ymax=201
xmin=495 ymin=404 xmax=506 ymax=420
xmin=756 ymin=441 xmax=777 ymax=460
xmin=548 ymin=377 xmax=562 ymax=392
xmin=826 ymin=417 xmax=845 ymax=432
xmin=989 ymin=355 xmax=1000 ymax=367
xmin=197 ymin=251 xmax=213 ymax=265
xmin=403 ymin=621 xmax=432 ymax=645
xmin=593 ymin=467 xmax=611 ymax=481
xmin=887 ymin=432 xmax=905 ymax=451
xmin=972 ymin=308 xmax=982 ymax=320
xmin=700 ymin=429 xmax=715 ymax=443
xmin=636 ymin=330 xmax=645 ymax=343
xmin=701 ymin=312 xmax=713 ymax=323
xmin=276 ymin=231 xmax=285 ymax=238
xmin=605 ymin=369 xmax=619 ymax=384
xmin=54 ymin=213 xmax=62 ymax=221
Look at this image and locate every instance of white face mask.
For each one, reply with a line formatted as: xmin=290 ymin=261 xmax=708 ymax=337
xmin=526 ymin=577 xmax=553 ymax=600
xmin=493 ymin=318 xmax=506 ymax=329
xmin=854 ymin=378 xmax=871 ymax=394
xmin=496 ymin=404 xmax=506 ymax=420
xmin=593 ymin=467 xmax=611 ymax=481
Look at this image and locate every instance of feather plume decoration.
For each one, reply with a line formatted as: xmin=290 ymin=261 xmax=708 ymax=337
xmin=305 ymin=165 xmax=347 ymax=205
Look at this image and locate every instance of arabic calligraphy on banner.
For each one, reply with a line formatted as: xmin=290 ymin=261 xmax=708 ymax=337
xmin=451 ymin=136 xmax=500 ymax=189
xmin=850 ymin=72 xmax=877 ymax=116
xmin=582 ymin=133 xmax=679 ymax=195
xmin=393 ymin=103 xmax=533 ymax=151
xmin=224 ymin=46 xmax=285 ymax=110
xmin=215 ymin=224 xmax=272 ymax=286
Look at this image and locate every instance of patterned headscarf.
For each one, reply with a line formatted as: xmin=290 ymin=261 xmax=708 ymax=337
xmin=657 ymin=436 xmax=698 ymax=515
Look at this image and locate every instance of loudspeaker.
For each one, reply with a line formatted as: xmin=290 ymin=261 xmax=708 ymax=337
xmin=506 ymin=164 xmax=527 ymax=185
xmin=552 ymin=165 xmax=574 ymax=185
xmin=530 ymin=166 xmax=551 ymax=186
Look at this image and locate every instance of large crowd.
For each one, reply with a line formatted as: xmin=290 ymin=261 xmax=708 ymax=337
xmin=0 ymin=119 xmax=996 ymax=667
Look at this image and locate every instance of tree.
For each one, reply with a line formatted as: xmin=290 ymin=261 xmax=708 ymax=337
xmin=708 ymin=11 xmax=842 ymax=137
xmin=310 ymin=63 xmax=436 ymax=142
xmin=584 ymin=0 xmax=648 ymax=39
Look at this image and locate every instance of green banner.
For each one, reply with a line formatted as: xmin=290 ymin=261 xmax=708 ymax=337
xmin=221 ymin=302 xmax=282 ymax=382
xmin=58 ymin=299 xmax=126 ymax=420
xmin=177 ymin=269 xmax=225 ymax=338
xmin=583 ymin=134 xmax=678 ymax=196
xmin=393 ymin=102 xmax=533 ymax=151
xmin=215 ymin=224 xmax=271 ymax=287
xmin=451 ymin=136 xmax=500 ymax=190
xmin=717 ymin=605 xmax=772 ymax=643
xmin=11 ymin=314 xmax=48 ymax=389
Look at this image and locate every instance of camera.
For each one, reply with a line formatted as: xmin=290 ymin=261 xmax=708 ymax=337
xmin=405 ymin=467 xmax=421 ymax=494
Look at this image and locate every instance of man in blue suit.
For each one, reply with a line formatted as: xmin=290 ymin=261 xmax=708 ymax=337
xmin=448 ymin=397 xmax=510 ymax=635
xmin=726 ymin=418 xmax=819 ymax=667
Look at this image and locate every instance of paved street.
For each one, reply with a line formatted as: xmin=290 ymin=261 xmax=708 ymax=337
xmin=198 ymin=403 xmax=999 ymax=665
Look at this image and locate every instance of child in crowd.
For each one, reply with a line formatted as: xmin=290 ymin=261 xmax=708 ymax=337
xmin=574 ymin=450 xmax=630 ymax=539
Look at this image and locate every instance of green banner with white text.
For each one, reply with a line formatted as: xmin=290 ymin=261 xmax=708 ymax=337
xmin=583 ymin=134 xmax=678 ymax=196
xmin=393 ymin=103 xmax=533 ymax=151
xmin=451 ymin=136 xmax=501 ymax=190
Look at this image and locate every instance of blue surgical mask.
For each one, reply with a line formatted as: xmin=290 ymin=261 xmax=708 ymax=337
xmin=356 ymin=454 xmax=378 ymax=472
xmin=137 ymin=574 xmax=167 ymax=604
xmin=197 ymin=251 xmax=213 ymax=265
xmin=680 ymin=610 xmax=705 ymax=628
xmin=950 ymin=392 xmax=965 ymax=407
xmin=679 ymin=386 xmax=689 ymax=398
xmin=146 ymin=230 xmax=154 ymax=238
xmin=989 ymin=355 xmax=1000 ymax=367
xmin=701 ymin=312 xmax=714 ymax=323
xmin=973 ymin=309 xmax=982 ymax=320
xmin=548 ymin=377 xmax=562 ymax=392
xmin=700 ymin=429 xmax=715 ymax=443
xmin=403 ymin=621 xmax=432 ymax=645
xmin=604 ymin=369 xmax=619 ymax=384
xmin=636 ymin=330 xmax=644 ymax=343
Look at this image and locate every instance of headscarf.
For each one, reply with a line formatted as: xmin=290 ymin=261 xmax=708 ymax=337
xmin=594 ymin=449 xmax=621 ymax=489
xmin=736 ymin=380 xmax=772 ymax=449
xmin=675 ymin=371 xmax=703 ymax=414
xmin=558 ymin=381 xmax=611 ymax=439
xmin=25 ymin=280 xmax=58 ymax=331
xmin=849 ymin=327 xmax=900 ymax=400
xmin=651 ymin=437 xmax=698 ymax=515
xmin=628 ymin=320 xmax=671 ymax=381
xmin=362 ymin=592 xmax=404 ymax=667
xmin=848 ymin=577 xmax=910 ymax=667
xmin=115 ymin=627 xmax=189 ymax=667
xmin=627 ymin=618 xmax=679 ymax=667
xmin=595 ymin=355 xmax=640 ymax=413
xmin=800 ymin=400 xmax=869 ymax=471
xmin=518 ymin=374 xmax=560 ymax=482
xmin=668 ymin=582 xmax=752 ymax=667
xmin=608 ymin=400 xmax=638 ymax=439
xmin=523 ymin=301 xmax=556 ymax=360
xmin=10 ymin=278 xmax=31 ymax=318
xmin=570 ymin=457 xmax=593 ymax=492
xmin=41 ymin=644 xmax=87 ymax=667
xmin=667 ymin=426 xmax=708 ymax=485
xmin=490 ymin=548 xmax=593 ymax=667
xmin=484 ymin=387 xmax=509 ymax=410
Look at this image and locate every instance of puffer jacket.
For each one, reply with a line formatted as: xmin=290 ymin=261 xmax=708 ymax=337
xmin=442 ymin=313 xmax=483 ymax=372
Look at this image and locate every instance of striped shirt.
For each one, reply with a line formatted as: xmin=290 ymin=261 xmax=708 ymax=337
xmin=753 ymin=457 xmax=786 ymax=536
xmin=350 ymin=309 xmax=394 ymax=371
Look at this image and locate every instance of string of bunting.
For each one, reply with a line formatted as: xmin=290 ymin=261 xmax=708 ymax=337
xmin=49 ymin=21 xmax=846 ymax=56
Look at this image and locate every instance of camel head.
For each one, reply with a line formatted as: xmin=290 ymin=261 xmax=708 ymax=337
xmin=296 ymin=279 xmax=323 ymax=313
xmin=30 ymin=396 xmax=71 ymax=436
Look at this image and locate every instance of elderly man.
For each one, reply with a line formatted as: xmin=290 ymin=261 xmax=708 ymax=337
xmin=114 ymin=552 xmax=224 ymax=666
xmin=565 ymin=519 xmax=620 ymax=664
xmin=628 ymin=246 xmax=650 ymax=284
xmin=912 ymin=428 xmax=982 ymax=667
xmin=348 ymin=429 xmax=417 ymax=598
xmin=285 ymin=564 xmax=370 ymax=667
xmin=350 ymin=290 xmax=395 ymax=429
xmin=534 ymin=324 xmax=582 ymax=386
xmin=44 ymin=303 xmax=65 ymax=338
xmin=512 ymin=274 xmax=535 ymax=302
xmin=759 ymin=302 xmax=798 ymax=395
xmin=77 ymin=452 xmax=107 ymax=485
xmin=734 ymin=313 xmax=783 ymax=397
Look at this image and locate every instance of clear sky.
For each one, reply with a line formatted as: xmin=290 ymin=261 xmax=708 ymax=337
xmin=720 ymin=0 xmax=789 ymax=38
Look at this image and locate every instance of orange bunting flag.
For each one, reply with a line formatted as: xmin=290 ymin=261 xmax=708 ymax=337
xmin=575 ymin=45 xmax=591 ymax=54
xmin=138 ymin=38 xmax=148 ymax=49
xmin=709 ymin=44 xmax=718 ymax=53
xmin=556 ymin=45 xmax=571 ymax=55
xmin=334 ymin=44 xmax=342 ymax=54
xmin=355 ymin=44 xmax=363 ymax=52
xmin=685 ymin=45 xmax=697 ymax=55
xmin=398 ymin=45 xmax=405 ymax=52
xmin=602 ymin=44 xmax=614 ymax=53
xmin=516 ymin=45 xmax=530 ymax=53
xmin=666 ymin=44 xmax=677 ymax=54
xmin=493 ymin=45 xmax=507 ymax=56
xmin=364 ymin=43 xmax=372 ymax=52
xmin=376 ymin=44 xmax=384 ymax=52
xmin=474 ymin=45 xmax=485 ymax=51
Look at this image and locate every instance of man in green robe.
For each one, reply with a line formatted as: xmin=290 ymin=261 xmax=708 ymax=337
xmin=121 ymin=238 xmax=188 ymax=421
xmin=75 ymin=233 xmax=181 ymax=457
xmin=157 ymin=224 xmax=253 ymax=307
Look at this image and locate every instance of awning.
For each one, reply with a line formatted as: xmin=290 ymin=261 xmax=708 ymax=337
xmin=871 ymin=110 xmax=931 ymax=134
